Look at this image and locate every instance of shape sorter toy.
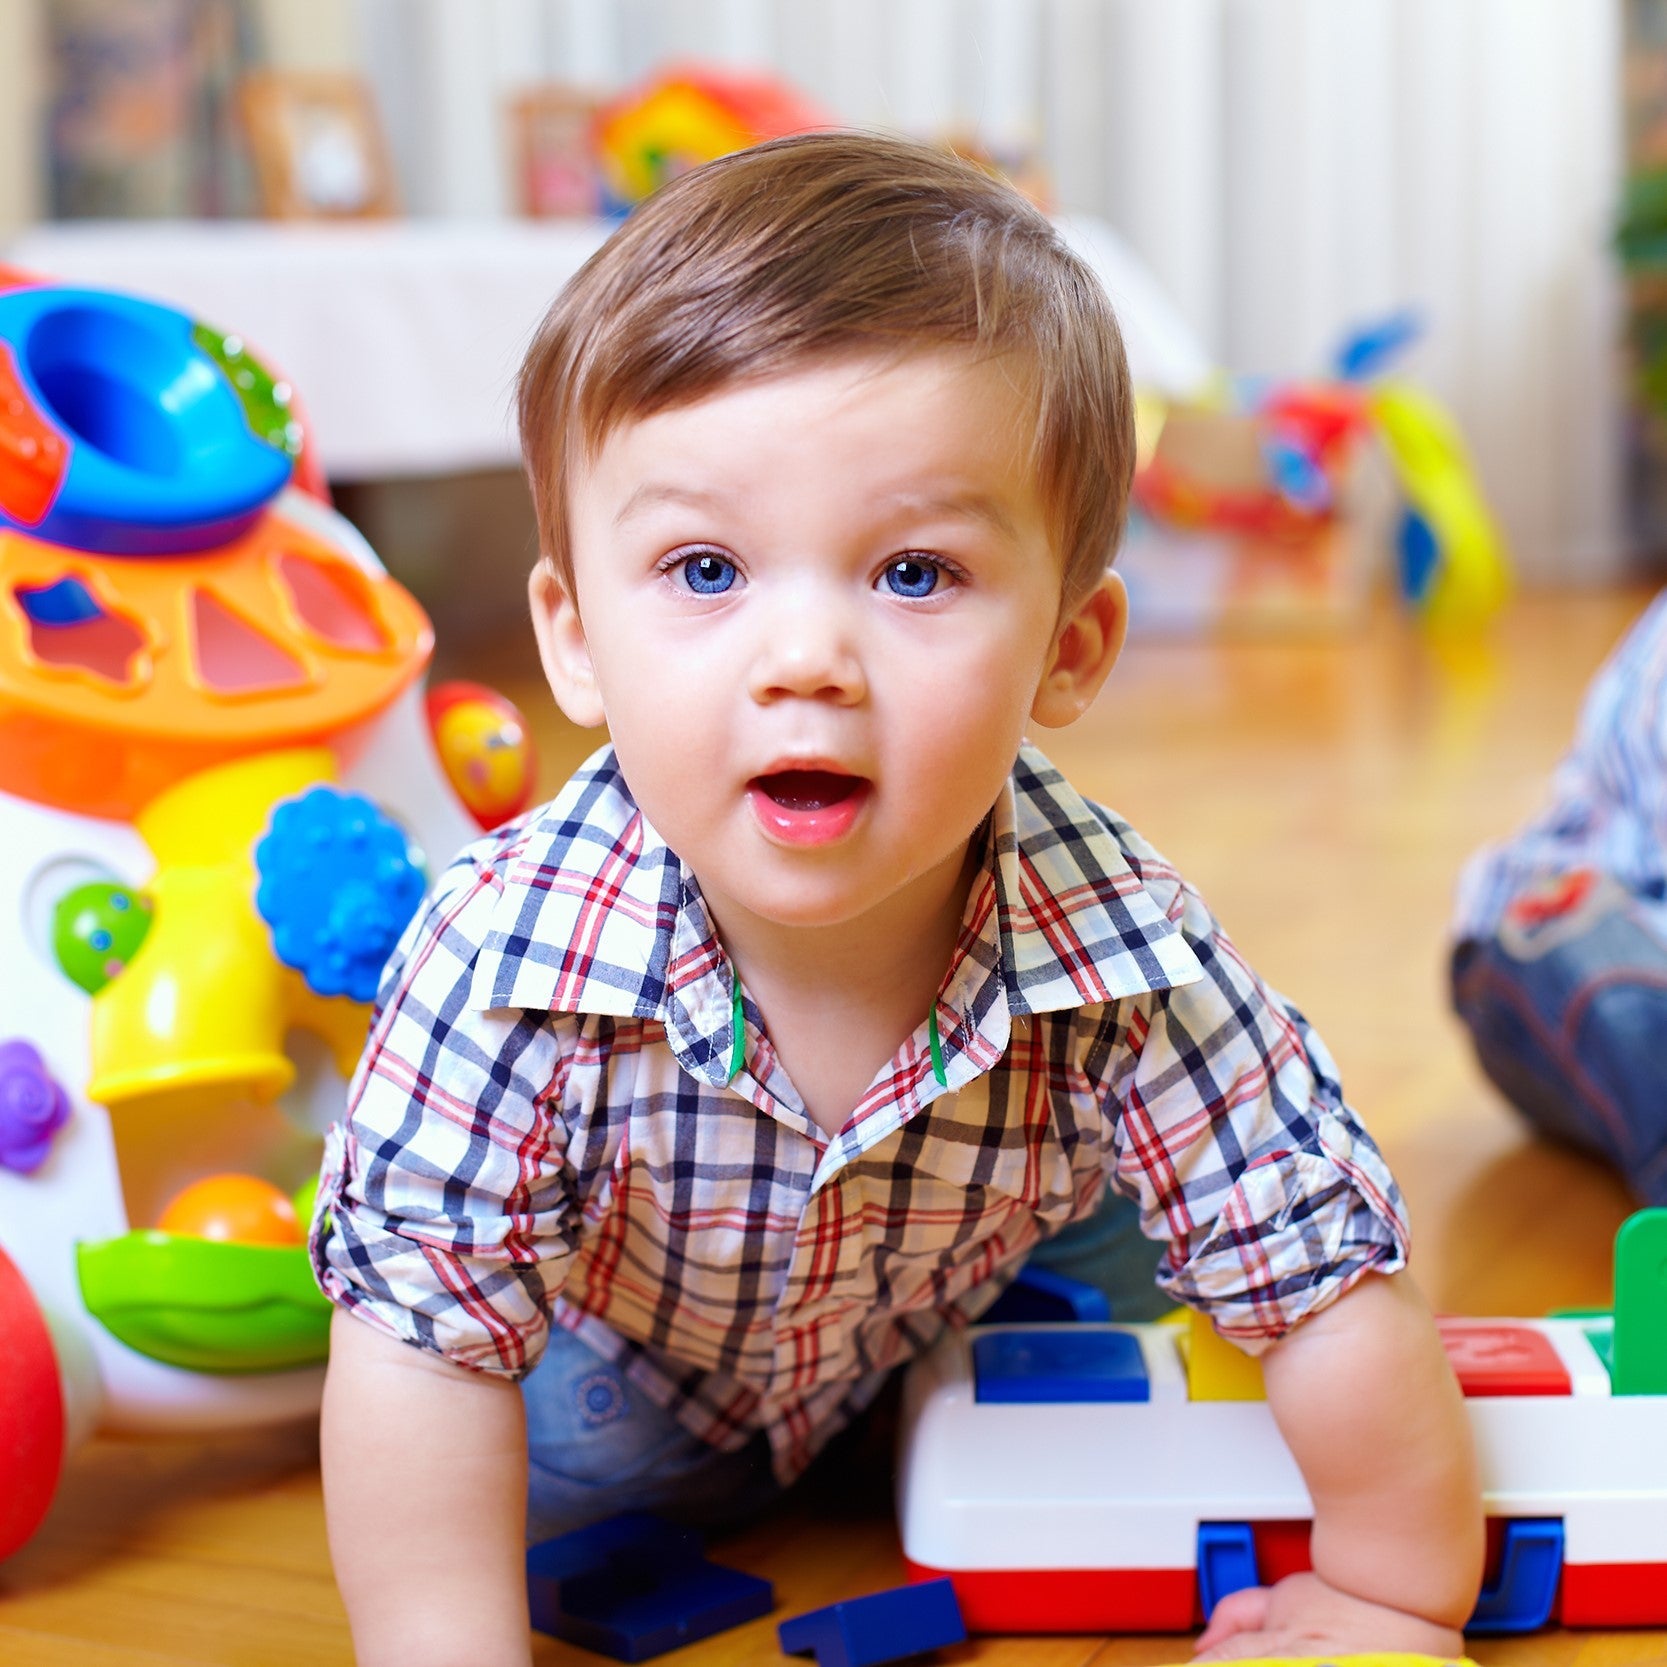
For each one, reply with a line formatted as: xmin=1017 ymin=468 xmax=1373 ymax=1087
xmin=0 ymin=270 xmax=534 ymax=1561
xmin=896 ymin=1210 xmax=1667 ymax=1636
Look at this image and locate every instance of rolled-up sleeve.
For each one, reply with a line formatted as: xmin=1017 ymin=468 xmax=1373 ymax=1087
xmin=308 ymin=850 xmax=578 ymax=1380
xmin=1099 ymin=888 xmax=1408 ymax=1350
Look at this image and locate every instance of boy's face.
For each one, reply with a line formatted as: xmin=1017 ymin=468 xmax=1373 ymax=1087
xmin=531 ymin=349 xmax=1125 ymax=938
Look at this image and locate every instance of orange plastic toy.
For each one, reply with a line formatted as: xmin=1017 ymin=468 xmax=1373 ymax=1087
xmin=156 ymin=1173 xmax=304 ymax=1248
xmin=1 ymin=512 xmax=432 ymax=821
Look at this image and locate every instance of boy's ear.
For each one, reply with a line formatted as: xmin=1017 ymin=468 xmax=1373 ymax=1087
xmin=528 ymin=560 xmax=606 ymax=728
xmin=1029 ymin=570 xmax=1128 ymax=729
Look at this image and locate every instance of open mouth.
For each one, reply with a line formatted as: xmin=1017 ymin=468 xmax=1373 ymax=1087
xmin=747 ymin=769 xmax=869 ymax=846
xmin=754 ymin=770 xmax=863 ymax=811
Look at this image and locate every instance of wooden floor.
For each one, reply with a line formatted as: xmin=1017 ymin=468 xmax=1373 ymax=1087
xmin=5 ymin=585 xmax=1663 ymax=1666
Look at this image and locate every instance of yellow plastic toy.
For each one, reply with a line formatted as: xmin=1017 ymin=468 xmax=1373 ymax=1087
xmin=86 ymin=748 xmax=368 ymax=1112
xmin=1186 ymin=1307 xmax=1267 ymax=1402
xmin=1366 ymin=381 xmax=1512 ymax=633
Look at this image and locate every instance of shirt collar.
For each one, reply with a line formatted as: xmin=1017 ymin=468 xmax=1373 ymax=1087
xmin=469 ymin=743 xmax=1202 ymax=1090
xmin=990 ymin=745 xmax=1205 ymax=1015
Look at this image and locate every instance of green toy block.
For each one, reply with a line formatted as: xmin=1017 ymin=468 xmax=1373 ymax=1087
xmin=1612 ymin=1208 xmax=1667 ymax=1395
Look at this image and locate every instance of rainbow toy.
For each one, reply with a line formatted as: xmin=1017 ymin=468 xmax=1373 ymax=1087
xmin=592 ymin=63 xmax=833 ymax=211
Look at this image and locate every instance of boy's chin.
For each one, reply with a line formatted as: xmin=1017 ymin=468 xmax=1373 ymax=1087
xmin=705 ymin=878 xmax=882 ymax=933
xmin=697 ymin=845 xmax=976 ymax=939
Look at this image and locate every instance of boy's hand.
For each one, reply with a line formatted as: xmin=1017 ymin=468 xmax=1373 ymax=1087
xmin=1192 ymin=1571 xmax=1466 ymax=1662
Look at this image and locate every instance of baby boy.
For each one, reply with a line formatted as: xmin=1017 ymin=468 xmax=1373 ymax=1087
xmin=311 ymin=132 xmax=1482 ymax=1665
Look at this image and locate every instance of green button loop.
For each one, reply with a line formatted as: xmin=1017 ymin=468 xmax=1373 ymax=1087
xmin=727 ymin=977 xmax=745 ymax=1084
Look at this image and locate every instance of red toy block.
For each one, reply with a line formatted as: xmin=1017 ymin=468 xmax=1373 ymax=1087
xmin=1560 ymin=1561 xmax=1667 ymax=1626
xmin=1436 ymin=1318 xmax=1572 ymax=1397
xmin=903 ymin=1559 xmax=1195 ymax=1632
xmin=1250 ymin=1520 xmax=1313 ymax=1587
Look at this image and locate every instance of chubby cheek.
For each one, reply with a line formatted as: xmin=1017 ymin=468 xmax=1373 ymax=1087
xmin=912 ymin=730 xmax=1024 ymax=839
xmin=609 ymin=705 xmax=722 ymax=815
xmin=598 ymin=674 xmax=736 ymax=847
xmin=885 ymin=641 xmax=1038 ymax=762
xmin=881 ymin=680 xmax=1032 ymax=847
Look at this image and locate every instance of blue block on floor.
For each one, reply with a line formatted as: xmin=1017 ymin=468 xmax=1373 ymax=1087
xmin=980 ymin=1265 xmax=1114 ymax=1325
xmin=778 ymin=1578 xmax=966 ymax=1667
xmin=526 ymin=1512 xmax=775 ymax=1662
xmin=972 ymin=1326 xmax=1149 ymax=1402
xmin=526 ymin=1512 xmax=700 ymax=1581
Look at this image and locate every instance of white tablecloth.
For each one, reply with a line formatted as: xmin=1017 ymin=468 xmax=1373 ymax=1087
xmin=4 ymin=216 xmax=1208 ymax=481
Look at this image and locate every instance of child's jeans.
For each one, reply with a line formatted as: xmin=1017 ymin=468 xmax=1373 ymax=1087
xmin=1450 ymin=871 xmax=1667 ymax=1207
xmin=523 ymin=1183 xmax=1167 ymax=1542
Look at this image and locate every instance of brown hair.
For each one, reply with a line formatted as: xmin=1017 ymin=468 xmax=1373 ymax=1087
xmin=516 ymin=130 xmax=1134 ymax=613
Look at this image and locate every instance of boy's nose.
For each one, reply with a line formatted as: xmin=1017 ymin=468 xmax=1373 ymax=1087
xmin=746 ymin=590 xmax=867 ymax=706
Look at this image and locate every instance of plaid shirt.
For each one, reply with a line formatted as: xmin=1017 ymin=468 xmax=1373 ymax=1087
xmin=313 ymin=743 xmax=1407 ymax=1481
xmin=1454 ymin=588 xmax=1667 ymax=940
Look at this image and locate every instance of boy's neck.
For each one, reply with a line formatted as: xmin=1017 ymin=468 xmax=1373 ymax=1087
xmin=709 ymin=833 xmax=980 ymax=1007
xmin=699 ymin=835 xmax=983 ymax=1130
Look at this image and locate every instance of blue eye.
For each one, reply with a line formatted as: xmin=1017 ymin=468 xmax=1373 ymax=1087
xmin=883 ymin=557 xmax=939 ymax=598
xmin=679 ymin=552 xmax=736 ymax=594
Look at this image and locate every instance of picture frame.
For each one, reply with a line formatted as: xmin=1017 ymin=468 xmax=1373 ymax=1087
xmin=508 ymin=86 xmax=603 ymax=218
xmin=239 ymin=71 xmax=398 ymax=220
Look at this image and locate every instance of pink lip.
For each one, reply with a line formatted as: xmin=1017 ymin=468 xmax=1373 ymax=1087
xmin=747 ymin=766 xmax=870 ymax=847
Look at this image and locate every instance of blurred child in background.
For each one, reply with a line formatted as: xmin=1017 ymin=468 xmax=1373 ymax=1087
xmin=1453 ymin=590 xmax=1667 ymax=1203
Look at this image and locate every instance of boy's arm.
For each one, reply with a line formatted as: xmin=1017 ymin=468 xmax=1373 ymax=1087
xmin=322 ymin=1310 xmax=534 ymax=1667
xmin=1194 ymin=1271 xmax=1484 ymax=1661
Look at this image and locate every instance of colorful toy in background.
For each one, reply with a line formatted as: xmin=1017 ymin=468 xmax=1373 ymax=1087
xmin=0 ymin=266 xmax=531 ymax=1561
xmin=592 ymin=63 xmax=834 ymax=213
xmin=516 ymin=63 xmax=1050 ymax=229
xmin=1127 ymin=311 xmax=1510 ymax=635
xmin=897 ymin=1209 xmax=1667 ymax=1637
xmin=426 ymin=678 xmax=535 ymax=831
xmin=1340 ymin=313 xmax=1513 ymax=631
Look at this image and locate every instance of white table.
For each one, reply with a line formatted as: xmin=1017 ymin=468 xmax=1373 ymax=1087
xmin=4 ymin=215 xmax=1208 ymax=481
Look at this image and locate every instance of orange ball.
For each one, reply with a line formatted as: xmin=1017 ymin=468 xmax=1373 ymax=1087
xmin=157 ymin=1173 xmax=303 ymax=1247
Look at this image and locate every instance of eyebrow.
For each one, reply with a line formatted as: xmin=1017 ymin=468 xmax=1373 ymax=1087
xmin=875 ymin=489 xmax=1020 ymax=540
xmin=612 ymin=482 xmax=1022 ymax=539
xmin=613 ymin=482 xmax=730 ymax=526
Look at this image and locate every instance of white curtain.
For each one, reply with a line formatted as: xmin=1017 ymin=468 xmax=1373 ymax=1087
xmin=354 ymin=0 xmax=1625 ymax=583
